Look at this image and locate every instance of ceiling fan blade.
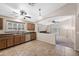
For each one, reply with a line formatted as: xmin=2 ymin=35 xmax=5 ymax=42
xmin=25 ymin=16 xmax=31 ymax=18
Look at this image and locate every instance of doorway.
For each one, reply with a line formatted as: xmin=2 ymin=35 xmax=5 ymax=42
xmin=52 ymin=16 xmax=75 ymax=48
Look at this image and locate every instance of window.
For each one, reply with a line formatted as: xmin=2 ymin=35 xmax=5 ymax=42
xmin=7 ymin=22 xmax=13 ymax=31
xmin=6 ymin=21 xmax=25 ymax=32
xmin=13 ymin=23 xmax=17 ymax=31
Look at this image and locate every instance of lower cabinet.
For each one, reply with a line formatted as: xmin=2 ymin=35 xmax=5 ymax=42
xmin=20 ymin=35 xmax=26 ymax=43
xmin=25 ymin=32 xmax=36 ymax=41
xmin=0 ymin=32 xmax=36 ymax=50
xmin=14 ymin=35 xmax=26 ymax=45
xmin=30 ymin=32 xmax=36 ymax=40
xmin=14 ymin=35 xmax=21 ymax=45
xmin=6 ymin=36 xmax=14 ymax=47
xmin=0 ymin=39 xmax=6 ymax=49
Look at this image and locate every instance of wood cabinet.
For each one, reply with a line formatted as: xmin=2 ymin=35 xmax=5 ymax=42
xmin=0 ymin=32 xmax=36 ymax=50
xmin=30 ymin=32 xmax=36 ymax=40
xmin=6 ymin=36 xmax=14 ymax=47
xmin=14 ymin=35 xmax=26 ymax=45
xmin=0 ymin=38 xmax=6 ymax=49
xmin=25 ymin=32 xmax=36 ymax=41
xmin=27 ymin=23 xmax=35 ymax=31
xmin=14 ymin=35 xmax=21 ymax=45
xmin=20 ymin=35 xmax=25 ymax=43
xmin=0 ymin=18 xmax=3 ymax=29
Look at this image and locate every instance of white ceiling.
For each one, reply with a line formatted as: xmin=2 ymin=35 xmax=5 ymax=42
xmin=38 ymin=15 xmax=74 ymax=25
xmin=0 ymin=3 xmax=66 ymax=22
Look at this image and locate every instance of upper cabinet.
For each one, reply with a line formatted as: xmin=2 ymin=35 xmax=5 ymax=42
xmin=0 ymin=18 xmax=3 ymax=30
xmin=27 ymin=23 xmax=35 ymax=31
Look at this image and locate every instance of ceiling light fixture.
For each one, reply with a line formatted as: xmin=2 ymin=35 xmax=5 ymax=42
xmin=28 ymin=3 xmax=36 ymax=6
xmin=38 ymin=8 xmax=43 ymax=20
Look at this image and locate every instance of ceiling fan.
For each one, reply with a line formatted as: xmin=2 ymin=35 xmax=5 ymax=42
xmin=9 ymin=9 xmax=31 ymax=19
xmin=20 ymin=10 xmax=31 ymax=19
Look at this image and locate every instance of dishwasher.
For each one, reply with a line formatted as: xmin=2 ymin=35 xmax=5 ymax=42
xmin=25 ymin=34 xmax=31 ymax=41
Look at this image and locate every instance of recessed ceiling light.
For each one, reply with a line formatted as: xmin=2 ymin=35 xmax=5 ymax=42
xmin=28 ymin=3 xmax=36 ymax=6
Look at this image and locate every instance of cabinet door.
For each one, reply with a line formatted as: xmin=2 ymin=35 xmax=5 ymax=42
xmin=31 ymin=32 xmax=36 ymax=40
xmin=0 ymin=18 xmax=3 ymax=29
xmin=14 ymin=35 xmax=21 ymax=45
xmin=20 ymin=35 xmax=25 ymax=43
xmin=0 ymin=39 xmax=6 ymax=49
xmin=32 ymin=24 xmax=35 ymax=30
xmin=27 ymin=23 xmax=35 ymax=31
xmin=6 ymin=36 xmax=14 ymax=47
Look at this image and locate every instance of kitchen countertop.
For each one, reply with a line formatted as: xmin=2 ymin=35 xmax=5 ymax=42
xmin=0 ymin=34 xmax=12 ymax=38
xmin=0 ymin=32 xmax=36 ymax=38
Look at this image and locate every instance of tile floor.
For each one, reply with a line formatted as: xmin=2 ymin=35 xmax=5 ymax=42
xmin=0 ymin=40 xmax=79 ymax=56
xmin=56 ymin=39 xmax=74 ymax=48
